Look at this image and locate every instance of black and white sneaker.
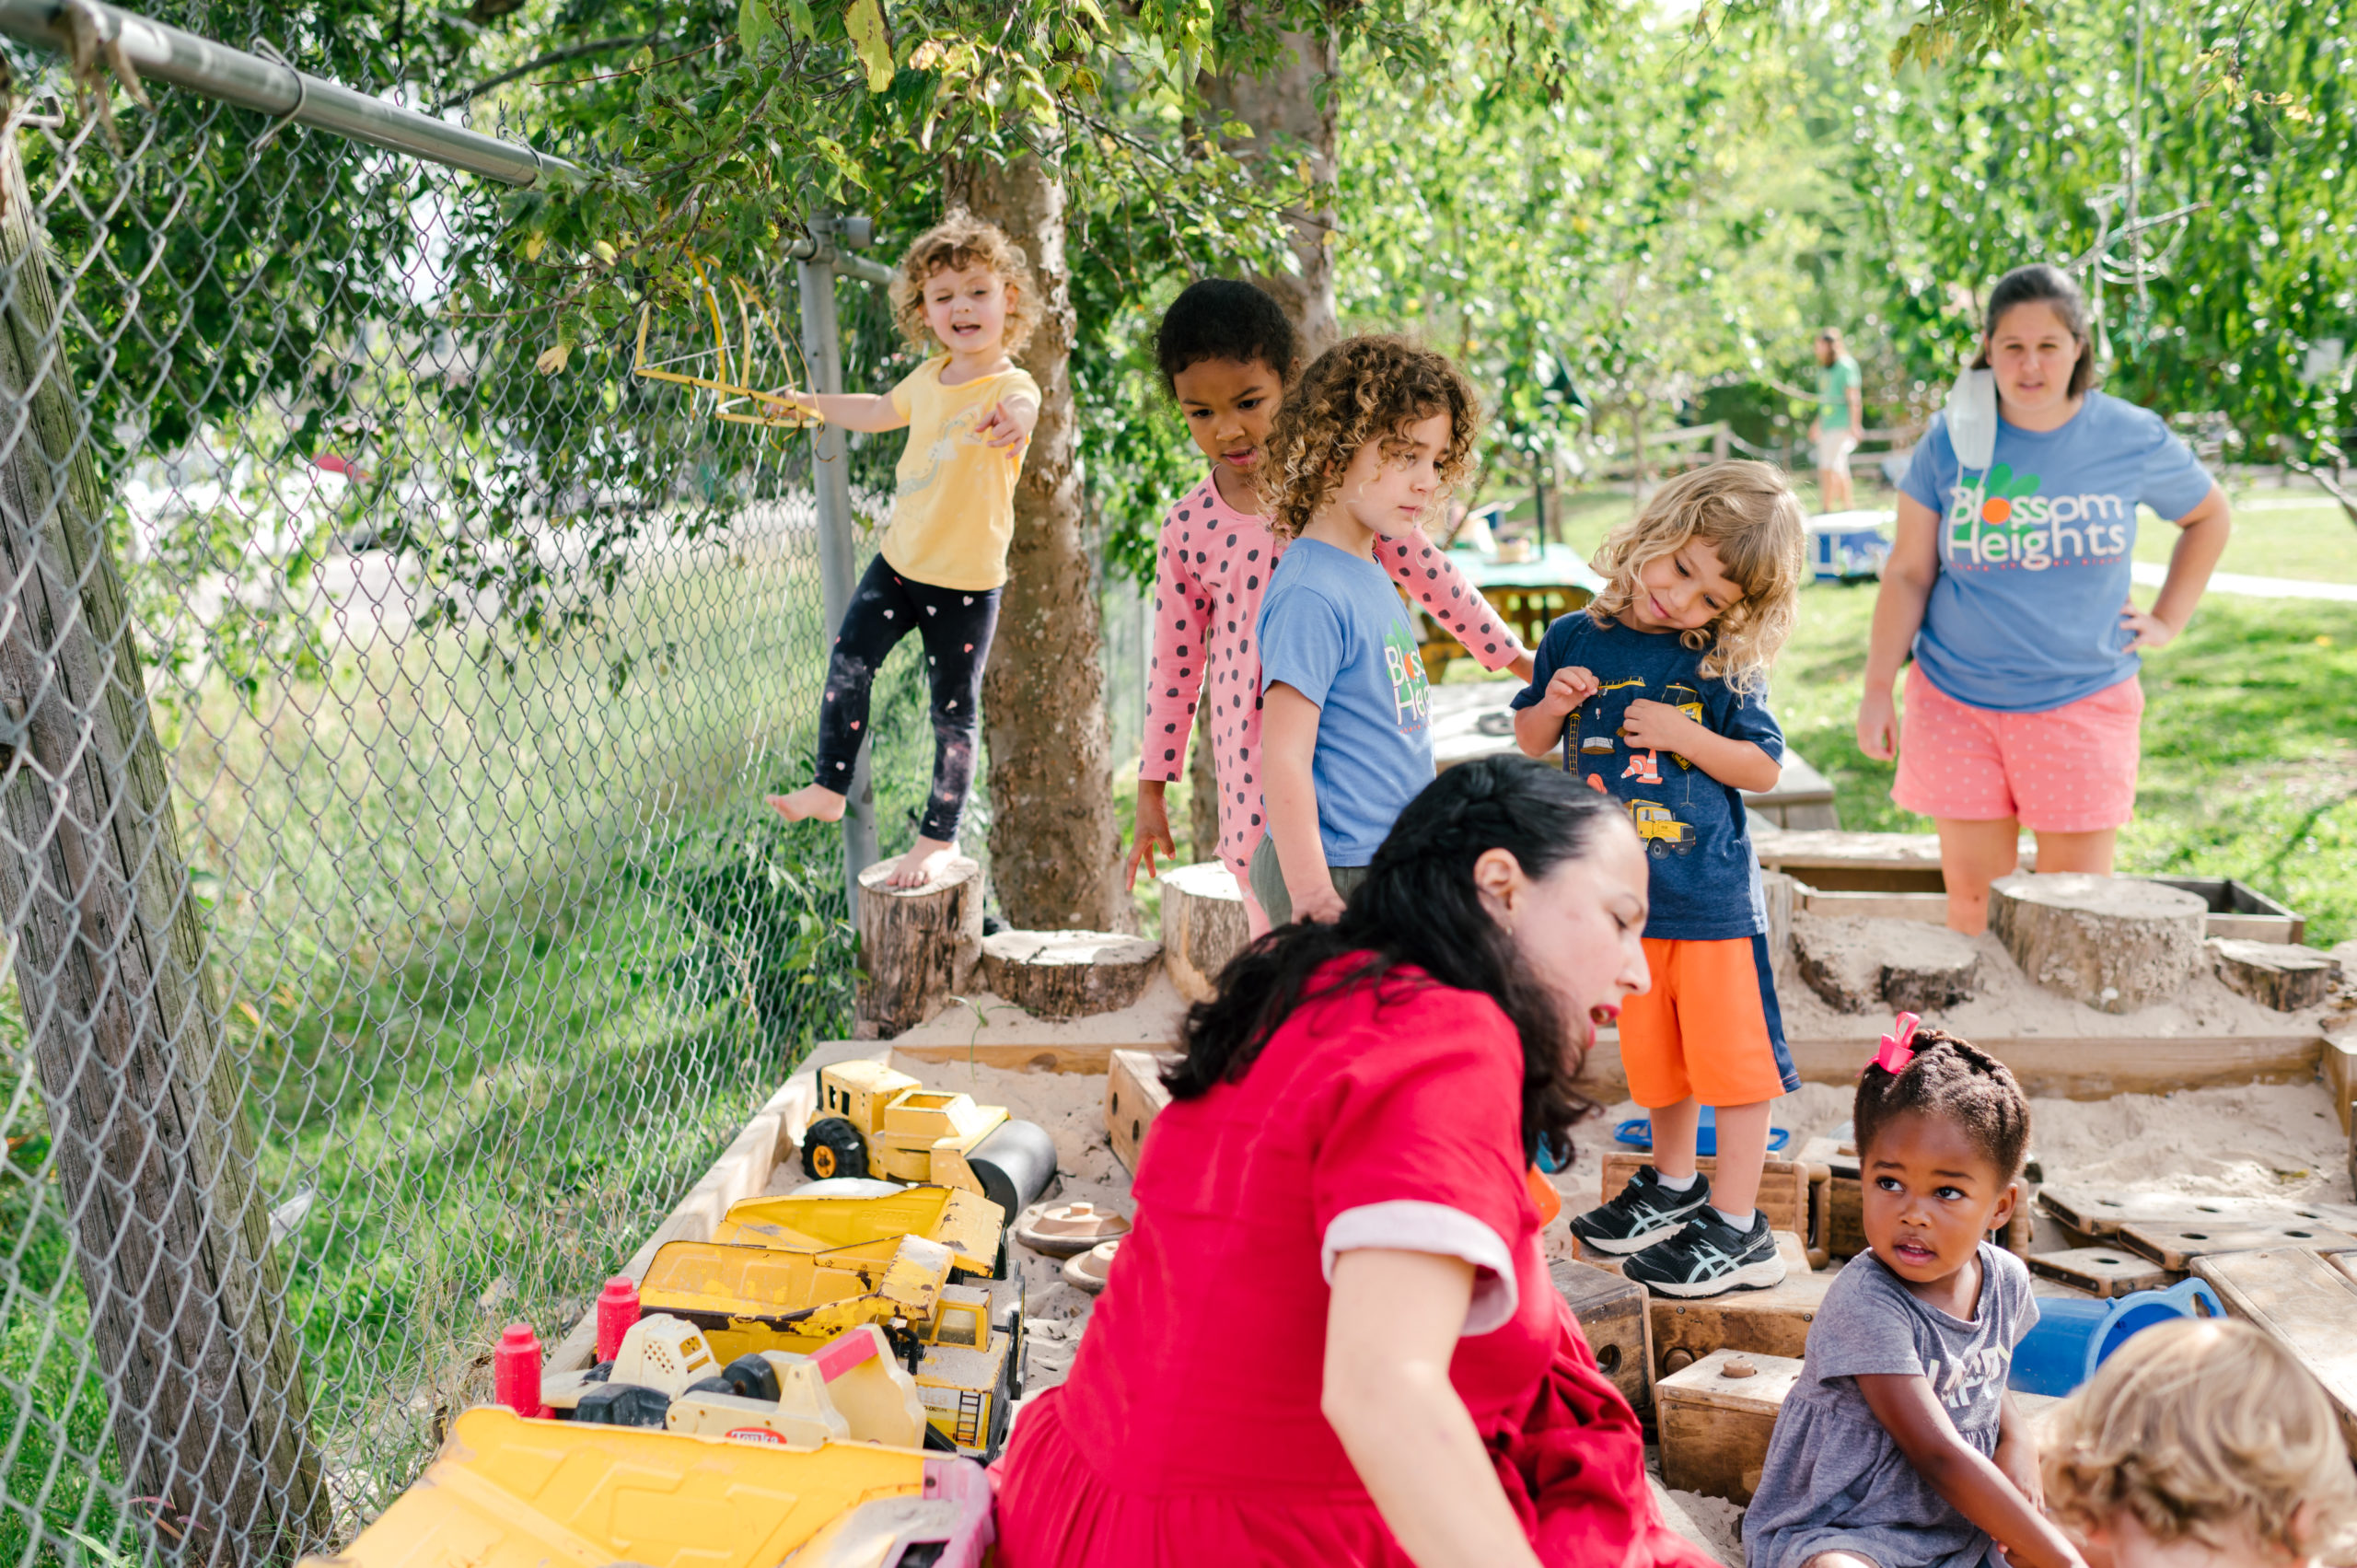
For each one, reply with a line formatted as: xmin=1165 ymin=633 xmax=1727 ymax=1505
xmin=1623 ymin=1210 xmax=1787 ymax=1298
xmin=1568 ymin=1166 xmax=1713 ymax=1256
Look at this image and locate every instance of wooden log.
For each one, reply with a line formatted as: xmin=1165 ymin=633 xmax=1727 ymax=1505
xmin=856 ymin=854 xmax=983 ymax=1037
xmin=980 ymin=928 xmax=1163 ymax=1019
xmin=1160 ymin=860 xmax=1248 ymax=1004
xmin=889 ymin=1041 xmax=1113 ymax=1074
xmin=1793 ymin=912 xmax=1879 ymax=1012
xmin=0 ymin=135 xmax=329 ymax=1551
xmin=2192 ymin=1249 xmax=2357 ymax=1455
xmin=1799 ymin=887 xmax=1948 ymax=923
xmin=1104 ymin=1049 xmax=1178 ymax=1174
xmin=1551 ymin=1259 xmax=1655 ymax=1413
xmin=1989 ymin=873 xmax=2207 ymax=1014
xmin=1792 ymin=913 xmax=1980 ymax=1014
xmin=1657 ymin=1349 xmax=1806 ymax=1504
xmin=2119 ymin=1220 xmax=2357 ymax=1272
xmin=1602 ymin=1153 xmax=1823 ymax=1267
xmin=2326 ymin=1033 xmax=2357 ymax=1137
xmin=2026 ymin=1247 xmax=2178 ymax=1299
xmin=2210 ymin=938 xmax=2340 ymax=1012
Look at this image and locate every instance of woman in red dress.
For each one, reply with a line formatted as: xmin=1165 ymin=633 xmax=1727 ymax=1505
xmin=992 ymin=756 xmax=1713 ymax=1567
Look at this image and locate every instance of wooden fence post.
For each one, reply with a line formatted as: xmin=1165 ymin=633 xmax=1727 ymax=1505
xmin=0 ymin=137 xmax=325 ymax=1561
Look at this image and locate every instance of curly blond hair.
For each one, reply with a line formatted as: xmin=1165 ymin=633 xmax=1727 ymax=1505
xmin=888 ymin=212 xmax=1042 ymax=359
xmin=2043 ymin=1319 xmax=2357 ymax=1564
xmin=1260 ymin=336 xmax=1480 ymax=542
xmin=1585 ymin=460 xmax=1805 ymax=696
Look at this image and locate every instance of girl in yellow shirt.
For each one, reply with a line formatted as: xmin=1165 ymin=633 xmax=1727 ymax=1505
xmin=768 ymin=215 xmax=1042 ymax=887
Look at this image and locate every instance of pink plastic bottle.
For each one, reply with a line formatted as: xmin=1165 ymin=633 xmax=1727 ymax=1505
xmin=493 ymin=1322 xmax=543 ymax=1417
xmin=595 ymin=1276 xmax=641 ymax=1362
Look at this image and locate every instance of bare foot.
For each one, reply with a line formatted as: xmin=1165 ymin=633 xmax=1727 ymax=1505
xmin=883 ymin=836 xmax=959 ymax=889
xmin=765 ymin=785 xmax=846 ymax=824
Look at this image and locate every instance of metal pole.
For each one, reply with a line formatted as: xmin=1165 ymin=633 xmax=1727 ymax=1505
xmin=794 ymin=232 xmax=879 ymax=905
xmin=0 ymin=0 xmax=580 ymax=187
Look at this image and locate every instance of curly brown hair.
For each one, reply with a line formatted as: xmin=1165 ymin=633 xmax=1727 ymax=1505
xmin=1585 ymin=460 xmax=1805 ymax=696
xmin=1260 ymin=336 xmax=1480 ymax=541
xmin=888 ymin=211 xmax=1043 ymax=359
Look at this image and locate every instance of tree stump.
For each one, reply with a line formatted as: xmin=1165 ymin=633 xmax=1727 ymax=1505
xmin=1161 ymin=860 xmax=1249 ymax=1003
xmin=1990 ymin=874 xmax=2206 ymax=1015
xmin=1761 ymin=870 xmax=1795 ymax=986
xmin=1795 ymin=914 xmax=1982 ymax=1014
xmin=2211 ymin=938 xmax=2341 ymax=1012
xmin=981 ymin=929 xmax=1165 ymax=1019
xmin=856 ymin=855 xmax=983 ymax=1037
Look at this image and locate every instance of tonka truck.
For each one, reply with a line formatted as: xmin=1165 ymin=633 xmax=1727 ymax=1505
xmin=304 ymin=1401 xmax=994 ymax=1568
xmin=635 ymin=1234 xmax=1024 ymax=1460
xmin=1629 ymin=799 xmax=1695 ymax=857
xmin=714 ymin=1183 xmax=1008 ymax=1279
xmin=803 ymin=1060 xmax=1057 ymax=1220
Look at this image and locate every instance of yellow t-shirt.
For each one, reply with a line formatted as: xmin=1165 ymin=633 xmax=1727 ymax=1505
xmin=878 ymin=356 xmax=1040 ymax=591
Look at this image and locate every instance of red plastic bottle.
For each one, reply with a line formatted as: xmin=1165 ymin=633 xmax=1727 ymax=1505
xmin=493 ymin=1322 xmax=542 ymax=1417
xmin=595 ymin=1275 xmax=641 ymax=1362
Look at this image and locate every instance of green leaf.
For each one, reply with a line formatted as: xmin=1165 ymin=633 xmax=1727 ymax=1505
xmin=739 ymin=0 xmax=776 ymax=53
xmin=784 ymin=0 xmax=816 ymax=40
xmin=846 ymin=0 xmax=895 ymax=93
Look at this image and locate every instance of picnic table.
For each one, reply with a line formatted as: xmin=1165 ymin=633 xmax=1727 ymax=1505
xmin=1413 ymin=543 xmax=1609 ymax=681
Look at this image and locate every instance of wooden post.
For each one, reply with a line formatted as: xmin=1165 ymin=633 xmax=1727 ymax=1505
xmin=1989 ymin=873 xmax=2206 ymax=1014
xmin=1159 ymin=860 xmax=1248 ymax=1004
xmin=0 ymin=139 xmax=324 ymax=1558
xmin=855 ymin=856 xmax=982 ymax=1037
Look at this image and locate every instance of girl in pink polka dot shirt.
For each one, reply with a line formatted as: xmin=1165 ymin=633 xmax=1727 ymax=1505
xmin=1126 ymin=280 xmax=1533 ymax=935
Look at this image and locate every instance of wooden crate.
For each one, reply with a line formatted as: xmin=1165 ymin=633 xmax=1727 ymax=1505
xmin=2119 ymin=1219 xmax=2357 ymax=1272
xmin=1576 ymin=1232 xmax=1832 ymax=1375
xmin=2026 ymin=1247 xmax=2178 ymax=1299
xmin=2328 ymin=1033 xmax=2357 ymax=1139
xmin=1103 ymin=1050 xmax=1177 ymax=1175
xmin=2193 ymin=1248 xmax=2357 ymax=1456
xmin=1550 ymin=1259 xmax=1654 ymax=1414
xmin=1657 ymin=1349 xmax=1805 ymax=1504
xmin=1601 ymin=1152 xmax=1830 ymax=1269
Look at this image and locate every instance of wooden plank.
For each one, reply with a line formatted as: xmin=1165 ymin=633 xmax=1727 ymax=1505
xmin=2026 ymin=1247 xmax=2179 ymax=1298
xmin=1657 ymin=1348 xmax=1807 ymax=1504
xmin=2192 ymin=1249 xmax=2357 ymax=1454
xmin=1551 ymin=1259 xmax=1655 ymax=1414
xmin=1783 ymin=1032 xmax=2323 ymax=1101
xmin=1104 ymin=1049 xmax=1177 ymax=1175
xmin=1797 ymin=888 xmax=1947 ymax=923
xmin=2119 ymin=1220 xmax=2357 ymax=1272
xmin=2326 ymin=1033 xmax=2357 ymax=1137
xmin=2040 ymin=1186 xmax=2357 ymax=1238
xmin=546 ymin=1077 xmax=807 ymax=1376
xmin=888 ymin=1041 xmax=1117 ymax=1074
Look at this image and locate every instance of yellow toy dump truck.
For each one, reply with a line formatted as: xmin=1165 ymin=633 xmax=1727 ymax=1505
xmin=304 ymin=1403 xmax=995 ymax=1568
xmin=1629 ymin=799 xmax=1695 ymax=857
xmin=803 ymin=1060 xmax=1058 ymax=1220
xmin=714 ymin=1182 xmax=1007 ymax=1279
xmin=636 ymin=1233 xmax=1024 ymax=1460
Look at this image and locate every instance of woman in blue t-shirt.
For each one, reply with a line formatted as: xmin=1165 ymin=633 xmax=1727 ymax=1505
xmin=1854 ymin=264 xmax=2231 ymax=935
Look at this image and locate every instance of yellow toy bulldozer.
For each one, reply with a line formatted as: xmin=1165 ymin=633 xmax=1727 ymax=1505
xmin=803 ymin=1060 xmax=1058 ymax=1220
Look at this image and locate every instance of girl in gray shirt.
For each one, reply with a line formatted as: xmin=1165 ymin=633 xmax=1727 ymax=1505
xmin=1743 ymin=1024 xmax=2086 ymax=1568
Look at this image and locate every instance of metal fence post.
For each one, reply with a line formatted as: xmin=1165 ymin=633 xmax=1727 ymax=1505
xmin=0 ymin=134 xmax=324 ymax=1563
xmin=794 ymin=218 xmax=888 ymax=908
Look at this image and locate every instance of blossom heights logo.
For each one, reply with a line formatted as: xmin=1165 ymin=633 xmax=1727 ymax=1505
xmin=1944 ymin=461 xmax=2131 ymax=571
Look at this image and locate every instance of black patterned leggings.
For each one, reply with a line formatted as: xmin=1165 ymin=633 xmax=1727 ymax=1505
xmin=814 ymin=555 xmax=1002 ymax=843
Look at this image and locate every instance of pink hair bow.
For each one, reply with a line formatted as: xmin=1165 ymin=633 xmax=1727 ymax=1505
xmin=1874 ymin=1013 xmax=1921 ymax=1074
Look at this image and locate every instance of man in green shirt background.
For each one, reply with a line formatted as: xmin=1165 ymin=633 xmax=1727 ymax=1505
xmin=1809 ymin=328 xmax=1864 ymax=510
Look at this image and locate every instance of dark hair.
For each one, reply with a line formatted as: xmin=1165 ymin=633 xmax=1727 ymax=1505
xmin=1854 ymin=1028 xmax=2031 ymax=1181
xmin=1973 ymin=264 xmax=2096 ymax=398
xmin=1155 ymin=278 xmax=1301 ymax=392
xmin=1164 ymin=757 xmax=1628 ymax=1156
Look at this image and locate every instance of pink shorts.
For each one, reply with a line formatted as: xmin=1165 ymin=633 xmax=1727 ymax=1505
xmin=1891 ymin=664 xmax=2143 ymax=832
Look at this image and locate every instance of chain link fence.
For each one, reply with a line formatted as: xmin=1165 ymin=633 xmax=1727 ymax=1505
xmin=0 ymin=10 xmax=947 ymax=1562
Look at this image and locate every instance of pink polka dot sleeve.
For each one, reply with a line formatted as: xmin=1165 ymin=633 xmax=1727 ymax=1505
xmin=1378 ymin=537 xmax=1527 ymax=670
xmin=1142 ymin=490 xmax=1213 ymax=784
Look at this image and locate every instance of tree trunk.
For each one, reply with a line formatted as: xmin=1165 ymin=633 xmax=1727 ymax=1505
xmin=958 ymin=152 xmax=1127 ymax=933
xmin=2210 ymin=937 xmax=2340 ymax=1012
xmin=855 ymin=855 xmax=983 ymax=1037
xmin=1201 ymin=17 xmax=1340 ymax=355
xmin=0 ymin=137 xmax=324 ymax=1560
xmin=1158 ymin=859 xmax=1249 ymax=1004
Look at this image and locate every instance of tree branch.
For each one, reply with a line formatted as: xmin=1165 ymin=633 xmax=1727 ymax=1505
xmin=2282 ymin=455 xmax=2357 ymax=528
xmin=433 ymin=35 xmax=657 ymax=112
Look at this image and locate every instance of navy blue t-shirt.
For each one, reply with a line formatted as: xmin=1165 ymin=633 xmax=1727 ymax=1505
xmin=1510 ymin=613 xmax=1782 ymax=941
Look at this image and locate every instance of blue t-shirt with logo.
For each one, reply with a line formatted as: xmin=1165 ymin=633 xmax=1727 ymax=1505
xmin=1900 ymin=390 xmax=2214 ymax=714
xmin=1256 ymin=538 xmax=1434 ymax=866
xmin=1510 ymin=613 xmax=1783 ymax=941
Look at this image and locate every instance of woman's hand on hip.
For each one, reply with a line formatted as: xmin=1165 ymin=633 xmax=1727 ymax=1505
xmin=2119 ymin=598 xmax=2178 ymax=652
xmin=1856 ymin=684 xmax=1899 ymax=761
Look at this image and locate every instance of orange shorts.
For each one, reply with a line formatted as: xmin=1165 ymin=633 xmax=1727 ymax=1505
xmin=1619 ymin=935 xmax=1798 ymax=1109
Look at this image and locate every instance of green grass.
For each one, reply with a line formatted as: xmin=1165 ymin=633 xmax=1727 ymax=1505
xmin=2134 ymin=495 xmax=2357 ymax=583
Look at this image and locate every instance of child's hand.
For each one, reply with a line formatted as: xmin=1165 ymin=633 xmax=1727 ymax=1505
xmin=975 ymin=398 xmax=1036 ymax=450
xmin=1126 ymin=786 xmax=1176 ymax=889
xmin=1535 ymin=666 xmax=1599 ymax=717
xmin=1620 ymin=698 xmax=1706 ymax=753
xmin=1291 ymin=880 xmax=1347 ymax=925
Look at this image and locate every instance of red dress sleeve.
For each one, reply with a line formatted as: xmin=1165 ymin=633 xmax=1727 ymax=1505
xmin=1308 ymin=981 xmax=1535 ymax=1333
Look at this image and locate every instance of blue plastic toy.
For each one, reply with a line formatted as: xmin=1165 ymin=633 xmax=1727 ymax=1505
xmin=1612 ymin=1106 xmax=1789 ymax=1157
xmin=2007 ymin=1278 xmax=2223 ymax=1398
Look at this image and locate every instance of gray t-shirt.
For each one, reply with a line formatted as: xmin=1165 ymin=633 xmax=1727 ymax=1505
xmin=1743 ymin=1244 xmax=2038 ymax=1568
